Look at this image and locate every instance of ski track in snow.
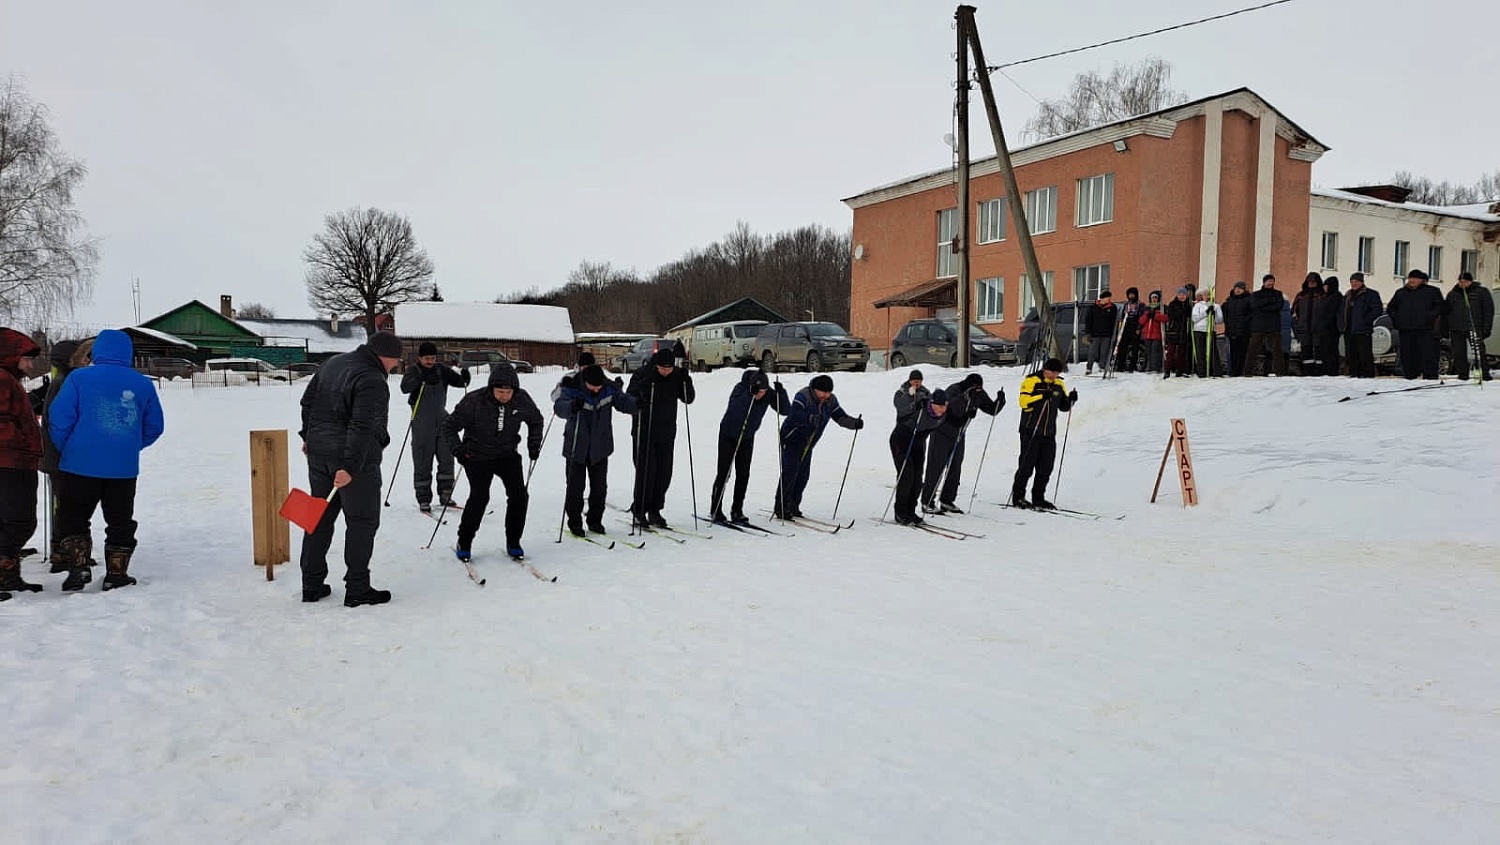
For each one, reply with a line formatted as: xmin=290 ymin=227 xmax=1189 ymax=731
xmin=4 ymin=366 xmax=1498 ymax=844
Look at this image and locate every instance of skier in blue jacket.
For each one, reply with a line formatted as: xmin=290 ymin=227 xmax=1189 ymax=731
xmin=772 ymin=374 xmax=863 ymax=519
xmin=47 ymin=329 xmax=165 ymax=591
xmin=554 ymin=364 xmax=637 ymax=536
xmin=709 ymin=369 xmax=788 ymax=524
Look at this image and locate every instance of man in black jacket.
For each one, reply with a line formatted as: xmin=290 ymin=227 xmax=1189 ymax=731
xmin=1314 ymin=276 xmax=1344 ymax=376
xmin=709 ymin=369 xmax=787 ymax=524
xmin=443 ymin=362 xmax=545 ymax=560
xmin=922 ymin=373 xmax=1003 ymax=514
xmin=297 ymin=331 xmax=402 ymax=606
xmin=1388 ymin=269 xmax=1444 ymax=379
xmin=1082 ymin=290 xmax=1117 ymax=375
xmin=399 ymin=341 xmax=470 ymax=512
xmin=555 ymin=364 xmax=637 ymax=536
xmin=1444 ymin=272 xmax=1495 ymax=381
xmin=1220 ymin=282 xmax=1254 ymax=376
xmin=1113 ymin=288 xmax=1145 ymax=373
xmin=1247 ymin=275 xmax=1286 ymax=376
xmin=1338 ymin=273 xmax=1384 ymax=378
xmin=627 ymin=348 xmax=695 ymax=528
xmin=893 ymin=388 xmax=947 ymax=526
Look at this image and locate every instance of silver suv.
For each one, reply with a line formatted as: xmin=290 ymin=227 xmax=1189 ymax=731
xmin=753 ymin=322 xmax=869 ymax=373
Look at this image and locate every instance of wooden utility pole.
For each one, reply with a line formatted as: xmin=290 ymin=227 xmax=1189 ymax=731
xmin=954 ymin=8 xmax=972 ymax=367
xmin=960 ymin=5 xmax=1058 ymax=361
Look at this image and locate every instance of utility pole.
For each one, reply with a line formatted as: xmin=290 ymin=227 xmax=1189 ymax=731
xmin=954 ymin=7 xmax=971 ymax=368
xmin=961 ymin=5 xmax=1058 ymax=361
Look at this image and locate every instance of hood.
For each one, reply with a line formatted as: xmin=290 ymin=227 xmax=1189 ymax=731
xmin=50 ymin=339 xmax=80 ymax=370
xmin=1324 ymin=277 xmax=1341 ymax=293
xmin=487 ymin=361 xmax=519 ymax=389
xmin=70 ymin=338 xmax=95 ymax=368
xmin=90 ymin=329 xmax=134 ymax=366
xmin=0 ymin=327 xmax=41 ymax=373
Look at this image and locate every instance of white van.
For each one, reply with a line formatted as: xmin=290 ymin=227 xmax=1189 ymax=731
xmin=687 ymin=320 xmax=767 ymax=370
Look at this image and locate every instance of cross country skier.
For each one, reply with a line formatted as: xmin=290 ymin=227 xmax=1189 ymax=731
xmin=399 ymin=341 xmax=470 ymax=513
xmin=709 ymin=369 xmax=788 ymax=524
xmin=892 ymin=387 xmax=947 ymax=526
xmin=443 ymin=361 xmax=545 ymax=561
xmin=626 ymin=348 xmax=695 ymax=528
xmin=555 ymin=364 xmax=637 ymax=536
xmin=1010 ymin=358 xmax=1077 ymax=511
xmin=772 ymin=374 xmax=863 ymax=519
xmin=921 ymin=372 xmax=1004 ymax=515
xmin=890 ymin=369 xmax=930 ymax=470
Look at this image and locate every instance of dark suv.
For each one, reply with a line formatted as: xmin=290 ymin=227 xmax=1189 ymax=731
xmin=752 ymin=322 xmax=869 ymax=373
xmin=889 ymin=319 xmax=1017 ymax=368
xmin=1017 ymin=302 xmax=1088 ymax=366
xmin=458 ymin=349 xmax=534 ymax=373
xmin=617 ymin=337 xmax=672 ymax=372
xmin=142 ymin=357 xmax=196 ymax=379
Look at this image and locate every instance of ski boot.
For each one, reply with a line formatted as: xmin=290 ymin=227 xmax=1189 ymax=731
xmin=939 ymin=501 xmax=965 ymax=515
xmin=1031 ymin=496 xmax=1057 ymax=511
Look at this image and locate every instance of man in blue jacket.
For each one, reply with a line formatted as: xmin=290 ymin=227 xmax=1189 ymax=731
xmin=709 ymin=369 xmax=788 ymax=524
xmin=772 ymin=374 xmax=863 ymax=520
xmin=1337 ymin=272 xmax=1384 ymax=378
xmin=47 ymin=329 xmax=165 ymax=592
xmin=555 ymin=364 xmax=637 ymax=536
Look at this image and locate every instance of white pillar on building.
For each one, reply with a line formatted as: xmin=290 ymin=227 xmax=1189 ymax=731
xmin=1198 ymin=100 xmax=1223 ymax=289
xmin=1253 ymin=108 xmax=1277 ymax=279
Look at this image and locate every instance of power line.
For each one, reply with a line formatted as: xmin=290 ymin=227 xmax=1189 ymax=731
xmin=987 ymin=0 xmax=1300 ymax=70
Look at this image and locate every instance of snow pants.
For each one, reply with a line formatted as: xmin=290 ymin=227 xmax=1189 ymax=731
xmin=710 ymin=434 xmax=754 ymax=518
xmin=54 ymin=471 xmax=138 ymax=552
xmin=564 ymin=459 xmax=608 ymax=527
xmin=1012 ymin=432 xmax=1058 ymax=501
xmin=922 ymin=427 xmax=965 ymax=506
xmin=0 ymin=468 xmax=38 ymax=558
xmin=299 ymin=455 xmax=380 ymax=590
xmin=458 ymin=453 xmax=528 ymax=549
xmin=630 ymin=437 xmax=675 ymax=517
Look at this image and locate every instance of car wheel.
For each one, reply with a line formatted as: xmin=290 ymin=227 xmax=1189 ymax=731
xmin=806 ymin=352 xmax=823 ymax=372
xmin=949 ymin=353 xmax=957 ymax=368
xmin=853 ymin=363 xmax=867 ymax=372
xmin=890 ymin=352 xmax=907 ymax=368
xmin=761 ymin=352 xmax=776 ymax=373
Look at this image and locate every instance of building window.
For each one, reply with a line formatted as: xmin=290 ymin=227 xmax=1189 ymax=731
xmin=936 ymin=208 xmax=958 ymax=278
xmin=1394 ymin=240 xmax=1410 ymax=277
xmin=1357 ymin=236 xmax=1375 ymax=274
xmin=1019 ymin=271 xmax=1054 ymax=319
xmin=1073 ymin=263 xmax=1110 ymax=301
xmin=1320 ymin=232 xmax=1338 ymax=270
xmin=976 ymin=277 xmax=1004 ymax=322
xmin=1024 ymin=186 xmax=1058 ymax=234
xmin=977 ymin=199 xmax=1006 ymax=244
xmin=1428 ymin=245 xmax=1443 ymax=280
xmin=1075 ymin=174 xmax=1114 ymax=227
xmin=1461 ymin=249 xmax=1480 ymax=279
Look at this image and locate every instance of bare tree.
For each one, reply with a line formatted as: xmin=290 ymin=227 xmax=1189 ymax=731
xmin=0 ymin=76 xmax=97 ymax=327
xmin=1389 ymin=169 xmax=1500 ymax=206
xmin=1023 ymin=57 xmax=1188 ymax=141
xmin=304 ymin=207 xmax=434 ymax=336
xmin=236 ymin=301 xmax=276 ymax=319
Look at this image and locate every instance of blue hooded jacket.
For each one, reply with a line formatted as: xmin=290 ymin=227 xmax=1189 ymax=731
xmin=47 ymin=329 xmax=165 ymax=478
xmin=717 ymin=369 xmax=789 ymax=441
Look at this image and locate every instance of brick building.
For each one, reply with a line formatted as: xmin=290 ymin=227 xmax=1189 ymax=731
xmin=842 ymin=89 xmax=1328 ymax=350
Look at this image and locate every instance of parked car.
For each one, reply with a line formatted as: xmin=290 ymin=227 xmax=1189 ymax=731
xmin=141 ymin=357 xmax=196 ymax=380
xmin=458 ymin=349 xmax=534 ymax=373
xmin=684 ymin=320 xmax=767 ymax=370
xmin=617 ymin=337 xmax=672 ymax=373
xmin=288 ymin=362 xmax=321 ymax=379
xmin=1016 ymin=302 xmax=1087 ymax=366
xmin=202 ymin=357 xmax=295 ymax=383
xmin=752 ymin=322 xmax=869 ymax=373
xmin=888 ymin=319 xmax=1017 ymax=368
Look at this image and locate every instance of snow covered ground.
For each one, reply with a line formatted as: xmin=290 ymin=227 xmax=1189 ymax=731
xmin=5 ymin=366 xmax=1499 ymax=844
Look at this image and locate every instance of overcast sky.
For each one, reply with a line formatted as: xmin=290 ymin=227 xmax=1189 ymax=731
xmin=4 ymin=0 xmax=1495 ymax=331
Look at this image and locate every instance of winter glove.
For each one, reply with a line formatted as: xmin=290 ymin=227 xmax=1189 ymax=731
xmin=571 ymin=396 xmax=586 ymax=413
xmin=850 ymin=416 xmax=865 ymax=430
xmin=456 ymin=448 xmax=474 ymax=465
xmin=1049 ymin=383 xmax=1067 ymax=397
xmin=1068 ymin=389 xmax=1079 ymax=403
xmin=908 ymin=385 xmax=918 ymax=396
xmin=995 ymin=388 xmax=1007 ymax=410
xmin=529 ymin=447 xmax=541 ymax=462
xmin=461 ymin=367 xmax=472 ymax=386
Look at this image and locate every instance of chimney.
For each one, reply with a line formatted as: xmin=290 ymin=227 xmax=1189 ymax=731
xmin=220 ymin=295 xmax=234 ymax=318
xmin=329 ymin=313 xmax=339 ymax=333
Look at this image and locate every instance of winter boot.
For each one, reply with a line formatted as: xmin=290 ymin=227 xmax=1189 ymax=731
xmin=1031 ymin=496 xmax=1056 ymax=511
xmin=567 ymin=518 xmax=586 ymax=538
xmin=507 ymin=545 xmax=525 ymax=560
xmin=586 ymin=519 xmax=607 ymax=535
xmin=302 ymin=584 xmax=333 ymax=602
xmin=101 ymin=545 xmax=138 ymax=590
xmin=710 ymin=508 xmax=729 ymax=524
xmin=730 ymin=509 xmax=749 ymax=525
xmin=0 ymin=555 xmax=43 ymax=593
xmin=59 ymin=535 xmax=93 ymax=592
xmin=939 ymin=501 xmax=964 ymax=514
xmin=0 ymin=591 xmax=10 ymax=601
xmin=454 ymin=538 xmax=472 ymax=562
xmin=419 ymin=503 xmax=433 ymax=516
xmin=1009 ymin=492 xmax=1033 ymax=509
xmin=49 ymin=547 xmax=97 ymax=573
xmin=647 ymin=512 xmax=669 ymax=529
xmin=344 ymin=586 xmax=392 ymax=607
xmin=922 ymin=499 xmax=941 ymax=515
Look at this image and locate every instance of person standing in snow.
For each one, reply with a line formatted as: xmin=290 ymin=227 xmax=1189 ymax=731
xmin=1248 ymin=275 xmax=1286 ymax=376
xmin=47 ymin=328 xmax=165 ymax=593
xmin=889 ymin=369 xmax=931 ymax=470
xmin=38 ymin=339 xmax=93 ymax=572
xmin=709 ymin=369 xmax=787 ymax=525
xmin=550 ymin=351 xmax=599 ymax=404
xmin=1190 ymin=289 xmax=1219 ymax=377
xmin=626 ymin=348 xmax=695 ymax=529
xmin=1138 ymin=290 xmax=1166 ymax=373
xmin=1162 ymin=288 xmax=1192 ymax=378
xmin=1387 ymin=269 xmax=1444 ymax=380
xmin=1291 ymin=272 xmax=1323 ymax=376
xmin=1443 ymin=272 xmax=1494 ymax=381
xmin=1010 ymin=358 xmax=1076 ymax=511
xmin=892 ymin=388 xmax=947 ymax=527
xmin=773 ymin=374 xmax=863 ymax=519
xmin=1219 ymin=282 xmax=1254 ymax=376
xmin=1082 ymin=290 xmax=1117 ymax=375
xmin=555 ymin=364 xmax=637 ymax=536
xmin=1113 ymin=287 xmax=1146 ymax=373
xmin=0 ymin=328 xmax=45 ymax=599
xmin=1338 ymin=273 xmax=1383 ymax=378
xmin=400 ymin=341 xmax=470 ymax=513
xmin=296 ymin=330 xmax=401 ymax=606
xmin=443 ymin=361 xmax=545 ymax=560
xmin=1314 ymin=276 xmax=1344 ymax=376
xmin=921 ymin=372 xmax=1003 ymax=515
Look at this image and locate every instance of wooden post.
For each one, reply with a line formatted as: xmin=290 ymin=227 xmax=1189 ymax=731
xmin=1149 ymin=434 xmax=1174 ymax=503
xmin=250 ymin=429 xmax=291 ymax=579
xmin=1150 ymin=419 xmax=1199 ymax=506
xmin=954 ymin=6 xmax=971 ymax=367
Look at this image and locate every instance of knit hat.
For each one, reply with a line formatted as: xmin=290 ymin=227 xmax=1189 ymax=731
xmin=748 ymin=371 xmax=770 ymax=393
xmin=1098 ymin=289 xmax=1112 ymax=299
xmin=367 ymin=331 xmax=402 ymax=359
xmin=1233 ymin=281 xmax=1247 ymax=291
xmin=1262 ymin=274 xmax=1276 ymax=283
xmin=487 ymin=361 xmax=519 ymax=389
xmin=50 ymin=339 xmax=80 ymax=369
xmin=1149 ymin=290 xmax=1162 ymax=301
xmin=651 ymin=348 xmax=676 ymax=367
xmin=1042 ymin=357 xmax=1064 ymax=373
xmin=1349 ymin=272 xmax=1365 ymax=282
xmin=931 ymin=388 xmax=948 ymax=405
xmin=1458 ymin=271 xmax=1475 ymax=282
xmin=417 ymin=341 xmax=438 ymax=357
xmin=581 ymin=364 xmax=607 ymax=387
xmin=962 ymin=372 xmax=983 ymax=389
xmin=1176 ymin=287 xmax=1190 ymax=297
xmin=908 ymin=369 xmax=924 ymax=382
xmin=577 ymin=351 xmax=596 ymax=367
xmin=1407 ymin=269 xmax=1429 ymax=281
xmin=810 ymin=374 xmax=834 ymax=392
xmin=1126 ymin=287 xmax=1139 ymax=299
xmin=1324 ymin=276 xmax=1341 ymax=292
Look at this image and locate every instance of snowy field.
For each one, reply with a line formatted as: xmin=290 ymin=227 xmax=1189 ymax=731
xmin=4 ymin=365 xmax=1499 ymax=844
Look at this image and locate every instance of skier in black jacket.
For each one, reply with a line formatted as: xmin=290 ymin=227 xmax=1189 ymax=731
xmin=921 ymin=373 xmax=1004 ymax=514
xmin=297 ymin=331 xmax=402 ymax=606
xmin=709 ymin=369 xmax=788 ymax=524
xmin=443 ymin=362 xmax=545 ymax=560
xmin=892 ymin=388 xmax=947 ymax=526
xmin=626 ymin=348 xmax=695 ymax=528
xmin=1163 ymin=288 xmax=1193 ymax=377
xmin=1387 ymin=269 xmax=1444 ymax=379
xmin=555 ymin=364 xmax=637 ymax=536
xmin=399 ymin=341 xmax=470 ymax=512
xmin=890 ymin=369 xmax=931 ymax=470
xmin=1444 ymin=272 xmax=1495 ymax=381
xmin=1113 ymin=288 xmax=1145 ymax=373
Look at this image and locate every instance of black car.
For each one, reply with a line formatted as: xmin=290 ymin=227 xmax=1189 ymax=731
xmin=141 ymin=357 xmax=196 ymax=380
xmin=1016 ymin=302 xmax=1088 ymax=366
xmin=617 ymin=337 xmax=672 ymax=373
xmin=888 ymin=319 xmax=1017 ymax=368
xmin=458 ymin=349 xmax=534 ymax=374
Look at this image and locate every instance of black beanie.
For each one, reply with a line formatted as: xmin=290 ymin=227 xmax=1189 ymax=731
xmin=367 ymin=331 xmax=402 ymax=358
xmin=417 ymin=341 xmax=438 ymax=357
xmin=931 ymin=388 xmax=948 ymax=405
xmin=908 ymin=369 xmax=924 ymax=382
xmin=577 ymin=351 xmax=596 ymax=367
xmin=962 ymin=372 xmax=983 ymax=389
xmin=652 ymin=348 xmax=676 ymax=367
xmin=581 ymin=364 xmax=607 ymax=386
xmin=1042 ymin=357 xmax=1064 ymax=373
xmin=487 ymin=362 xmax=519 ymax=389
xmin=810 ymin=374 xmax=834 ymax=392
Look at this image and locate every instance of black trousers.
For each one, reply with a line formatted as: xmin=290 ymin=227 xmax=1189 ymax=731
xmin=299 ymin=456 xmax=381 ymax=589
xmin=710 ymin=434 xmax=754 ymax=516
xmin=459 ymin=453 xmax=527 ymax=548
xmin=1398 ymin=329 xmax=1438 ymax=379
xmin=1449 ymin=331 xmax=1476 ymax=380
xmin=1320 ymin=331 xmax=1342 ymax=375
xmin=922 ymin=427 xmax=965 ymax=505
xmin=1115 ymin=332 xmax=1144 ymax=372
xmin=565 ymin=460 xmax=608 ymax=526
xmin=1227 ymin=335 xmax=1250 ymax=376
xmin=411 ymin=426 xmax=455 ymax=507
xmin=894 ymin=432 xmax=930 ymax=519
xmin=773 ymin=435 xmax=815 ymax=514
xmin=1247 ymin=332 xmax=1284 ymax=375
xmin=631 ymin=437 xmax=675 ymax=516
xmin=1191 ymin=332 xmax=1219 ymax=377
xmin=1345 ymin=333 xmax=1375 ymax=378
xmin=1012 ymin=432 xmax=1058 ymax=500
xmin=0 ymin=467 xmax=38 ymax=558
xmin=54 ymin=471 xmax=139 ymax=552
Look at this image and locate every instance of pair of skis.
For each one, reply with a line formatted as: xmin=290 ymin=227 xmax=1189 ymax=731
xmin=995 ymin=503 xmax=1124 ymax=521
xmin=449 ymin=548 xmax=556 ymax=586
xmin=694 ymin=515 xmax=793 ymax=537
xmin=874 ymin=517 xmax=985 ymax=540
xmin=759 ymin=510 xmax=854 ymax=534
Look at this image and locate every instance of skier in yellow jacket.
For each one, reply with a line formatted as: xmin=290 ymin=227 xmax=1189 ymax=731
xmin=1010 ymin=358 xmax=1077 ymax=510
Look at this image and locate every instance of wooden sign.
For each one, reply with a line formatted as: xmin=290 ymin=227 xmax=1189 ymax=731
xmin=250 ymin=429 xmax=291 ymax=579
xmin=1150 ymin=418 xmax=1199 ymax=506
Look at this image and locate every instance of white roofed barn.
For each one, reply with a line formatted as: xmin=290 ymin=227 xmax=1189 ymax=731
xmin=393 ymin=302 xmax=578 ymax=367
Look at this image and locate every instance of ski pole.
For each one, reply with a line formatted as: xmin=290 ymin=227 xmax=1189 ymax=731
xmin=1050 ymin=402 xmax=1074 ymax=502
xmin=881 ymin=422 xmax=922 ymax=523
xmin=424 ymin=462 xmax=464 ymax=550
xmin=383 ymin=381 xmax=424 ymax=507
xmin=929 ymin=415 xmax=974 ymax=510
xmin=774 ymin=381 xmax=788 ymax=522
xmin=684 ymin=393 xmax=699 ymax=531
xmin=829 ymin=415 xmax=861 ymax=523
xmin=630 ymin=383 xmax=653 ymax=535
xmin=966 ymin=402 xmax=999 ymax=512
xmin=711 ymin=395 xmax=758 ymax=518
xmin=524 ymin=412 xmax=555 ymax=489
xmin=42 ymin=474 xmax=50 ymax=562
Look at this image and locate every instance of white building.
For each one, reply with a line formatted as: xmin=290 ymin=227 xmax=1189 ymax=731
xmin=1308 ymin=186 xmax=1500 ymax=301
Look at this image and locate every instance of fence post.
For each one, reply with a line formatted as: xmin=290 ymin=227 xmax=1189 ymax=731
xmin=250 ymin=429 xmax=291 ymax=579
